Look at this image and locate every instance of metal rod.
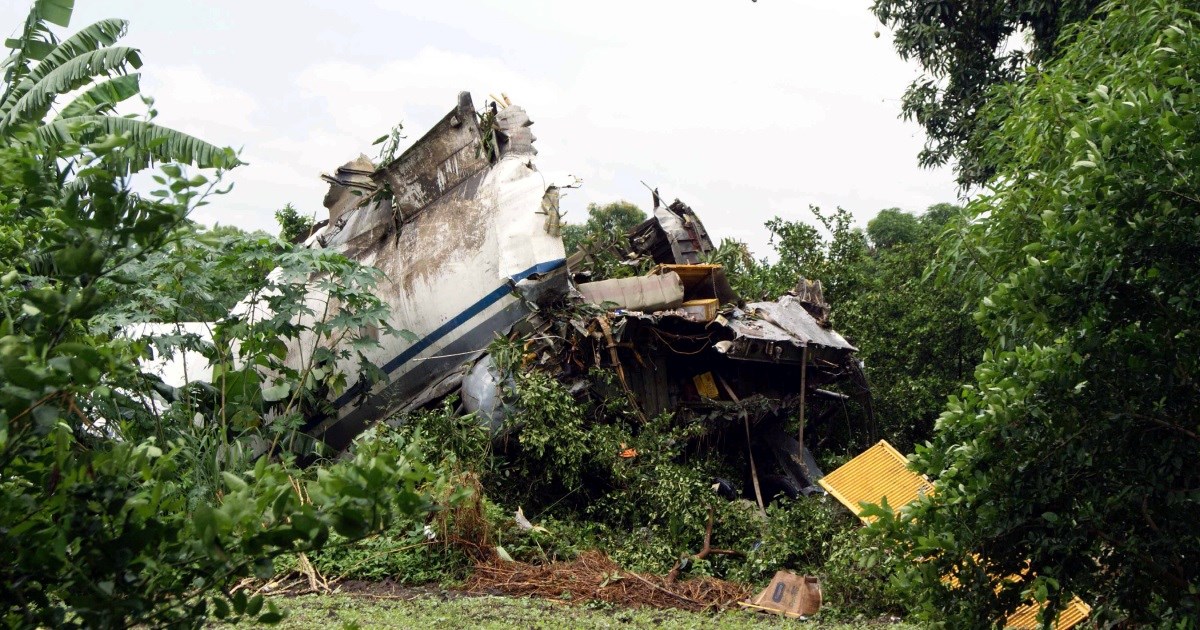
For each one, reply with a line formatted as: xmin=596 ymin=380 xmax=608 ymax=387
xmin=718 ymin=374 xmax=766 ymax=516
xmin=798 ymin=344 xmax=809 ymax=478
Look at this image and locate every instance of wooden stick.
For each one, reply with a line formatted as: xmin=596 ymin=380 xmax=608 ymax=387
xmin=624 ymin=571 xmax=706 ymax=607
xmin=666 ymin=507 xmax=743 ymax=584
xmin=716 ymin=374 xmax=766 ymax=516
xmin=597 ymin=316 xmax=648 ymax=422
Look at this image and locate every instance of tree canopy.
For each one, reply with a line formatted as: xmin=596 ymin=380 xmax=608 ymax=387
xmin=867 ymin=208 xmax=920 ymax=249
xmin=872 ymin=0 xmax=1103 ymax=186
xmin=275 ymin=203 xmax=315 ymax=243
xmin=561 ymin=200 xmax=646 ymax=254
xmin=0 ymin=0 xmax=237 ymax=172
xmin=872 ymin=0 xmax=1200 ymax=624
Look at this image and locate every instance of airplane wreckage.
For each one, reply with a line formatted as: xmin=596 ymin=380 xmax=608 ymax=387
xmin=156 ymin=93 xmax=877 ymax=504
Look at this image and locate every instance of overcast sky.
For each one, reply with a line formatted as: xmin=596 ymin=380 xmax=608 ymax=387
xmin=2 ymin=0 xmax=961 ymax=256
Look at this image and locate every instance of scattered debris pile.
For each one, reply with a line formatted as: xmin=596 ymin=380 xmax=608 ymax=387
xmin=291 ymin=91 xmax=876 ymax=504
xmin=466 ymin=550 xmax=750 ymax=612
xmin=143 ymin=91 xmax=875 ymax=506
xmin=471 ymin=193 xmax=870 ymax=505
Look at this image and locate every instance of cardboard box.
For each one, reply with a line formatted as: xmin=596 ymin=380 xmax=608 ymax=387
xmin=681 ymin=298 xmax=718 ymax=322
xmin=740 ymin=571 xmax=822 ymax=618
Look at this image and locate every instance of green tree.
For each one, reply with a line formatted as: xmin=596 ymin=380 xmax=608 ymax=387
xmin=872 ymin=0 xmax=1103 ymax=186
xmin=767 ymin=207 xmax=870 ymax=307
xmin=275 ymin=203 xmax=315 ymax=243
xmin=708 ymin=207 xmax=868 ymax=303
xmin=840 ymin=205 xmax=981 ymax=451
xmin=0 ymin=7 xmax=443 ymax=627
xmin=873 ymin=1 xmax=1200 ymax=625
xmin=0 ymin=0 xmax=236 ymax=171
xmin=561 ymin=200 xmax=646 ymax=254
xmin=0 ymin=136 xmax=440 ymax=628
xmin=93 ymin=223 xmax=278 ymax=324
xmin=867 ymin=207 xmax=920 ymax=249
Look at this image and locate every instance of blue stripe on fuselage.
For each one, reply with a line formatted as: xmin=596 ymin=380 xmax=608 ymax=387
xmin=331 ymin=258 xmax=566 ymax=410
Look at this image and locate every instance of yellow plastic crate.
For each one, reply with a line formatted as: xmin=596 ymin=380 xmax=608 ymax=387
xmin=1005 ymin=596 xmax=1092 ymax=630
xmin=820 ymin=441 xmax=1091 ymax=630
xmin=817 ymin=440 xmax=932 ymax=523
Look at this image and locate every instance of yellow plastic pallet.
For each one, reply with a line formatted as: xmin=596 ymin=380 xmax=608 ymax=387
xmin=1005 ymin=596 xmax=1092 ymax=629
xmin=817 ymin=440 xmax=932 ymax=523
xmin=818 ymin=440 xmax=1091 ymax=630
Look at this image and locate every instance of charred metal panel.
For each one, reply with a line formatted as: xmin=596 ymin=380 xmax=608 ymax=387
xmin=376 ymin=92 xmax=491 ymax=223
xmin=630 ymin=199 xmax=715 ymax=265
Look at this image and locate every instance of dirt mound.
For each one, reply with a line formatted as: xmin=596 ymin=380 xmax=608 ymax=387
xmin=464 ymin=550 xmax=750 ymax=612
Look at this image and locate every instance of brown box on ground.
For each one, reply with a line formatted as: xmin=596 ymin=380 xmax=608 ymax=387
xmin=739 ymin=571 xmax=821 ymax=618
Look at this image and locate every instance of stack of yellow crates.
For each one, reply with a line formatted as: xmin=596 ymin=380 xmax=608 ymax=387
xmin=818 ymin=440 xmax=1092 ymax=630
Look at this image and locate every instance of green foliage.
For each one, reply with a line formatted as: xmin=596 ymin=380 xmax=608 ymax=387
xmin=840 ymin=205 xmax=981 ymax=451
xmin=866 ymin=208 xmax=919 ymax=249
xmin=706 ymin=206 xmax=868 ymax=304
xmin=376 ymin=344 xmax=898 ymax=617
xmin=506 ymin=370 xmax=596 ymax=489
xmin=94 ymin=222 xmax=276 ymax=324
xmin=875 ymin=1 xmax=1200 ymax=625
xmin=0 ymin=137 xmax=438 ymax=625
xmin=561 ymin=200 xmax=646 ymax=255
xmin=275 ymin=203 xmax=316 ymax=243
xmin=372 ymin=122 xmax=405 ymax=165
xmin=297 ymin=530 xmax=470 ymax=585
xmin=284 ymin=433 xmax=473 ymax=586
xmin=0 ymin=2 xmax=238 ymax=171
xmin=872 ymin=0 xmax=1103 ymax=186
xmin=0 ymin=13 xmax=440 ymax=625
xmin=393 ymin=396 xmax=493 ymax=474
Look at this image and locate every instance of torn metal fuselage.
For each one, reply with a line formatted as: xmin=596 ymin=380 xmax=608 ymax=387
xmin=300 ymin=92 xmax=569 ymax=450
xmin=293 ymin=93 xmax=872 ymax=502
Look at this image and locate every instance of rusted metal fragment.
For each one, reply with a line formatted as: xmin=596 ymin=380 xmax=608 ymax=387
xmin=792 ymin=277 xmax=831 ymax=326
xmin=321 ymin=154 xmax=379 ymax=226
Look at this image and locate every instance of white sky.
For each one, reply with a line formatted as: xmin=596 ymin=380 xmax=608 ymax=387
xmin=2 ymin=0 xmax=961 ymax=257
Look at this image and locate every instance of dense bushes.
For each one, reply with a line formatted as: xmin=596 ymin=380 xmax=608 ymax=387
xmin=336 ymin=342 xmax=904 ymax=619
xmin=873 ymin=1 xmax=1200 ymax=626
xmin=0 ymin=6 xmax=447 ymax=626
xmin=0 ymin=135 xmax=445 ymax=627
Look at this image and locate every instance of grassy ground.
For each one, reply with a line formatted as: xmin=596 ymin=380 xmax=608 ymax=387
xmin=252 ymin=592 xmax=916 ymax=629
